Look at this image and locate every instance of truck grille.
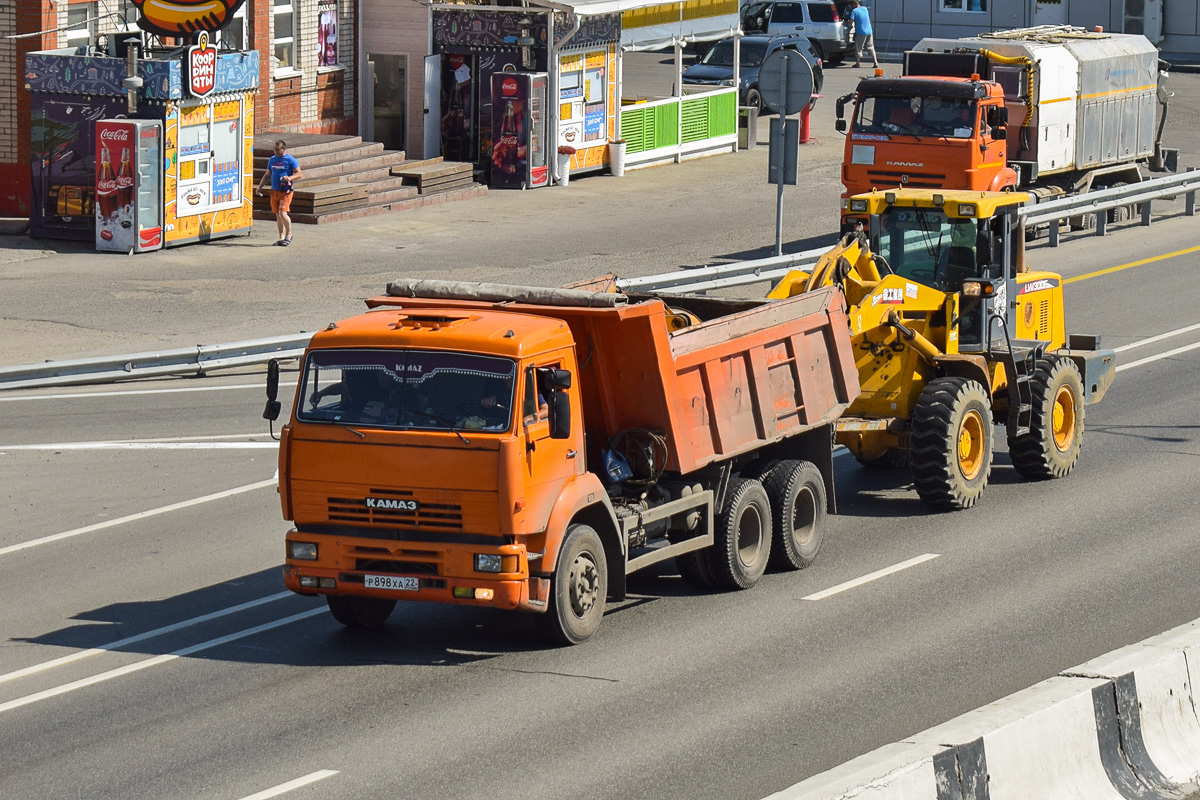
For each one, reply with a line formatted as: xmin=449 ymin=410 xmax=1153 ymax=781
xmin=354 ymin=557 xmax=440 ymax=575
xmin=865 ymin=169 xmax=948 ymax=189
xmin=327 ymin=489 xmax=463 ymax=530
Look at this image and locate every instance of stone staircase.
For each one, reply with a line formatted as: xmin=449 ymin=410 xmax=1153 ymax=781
xmin=252 ymin=134 xmax=486 ymax=225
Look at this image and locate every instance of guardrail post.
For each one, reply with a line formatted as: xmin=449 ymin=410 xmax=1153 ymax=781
xmin=1141 ymin=197 xmax=1153 ymax=227
xmin=1095 ymin=208 xmax=1108 ymax=237
xmin=1049 ymin=219 xmax=1060 ymax=248
xmin=1188 ymin=167 xmax=1197 ymax=217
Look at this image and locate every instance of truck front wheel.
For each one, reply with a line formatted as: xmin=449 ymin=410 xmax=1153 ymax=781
xmin=326 ymin=595 xmax=396 ymax=628
xmin=538 ymin=523 xmax=608 ymax=645
xmin=763 ymin=460 xmax=826 ymax=571
xmin=1009 ymin=358 xmax=1084 ymax=480
xmin=707 ymin=477 xmax=772 ymax=589
xmin=911 ymin=377 xmax=994 ymax=510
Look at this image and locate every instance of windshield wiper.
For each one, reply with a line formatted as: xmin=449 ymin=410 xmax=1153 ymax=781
xmin=406 ymin=409 xmax=471 ymax=445
xmin=337 ymin=423 xmax=365 ymax=439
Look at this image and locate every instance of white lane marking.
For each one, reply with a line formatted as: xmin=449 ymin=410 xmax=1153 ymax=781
xmin=0 ymin=591 xmax=292 ymax=686
xmin=0 ymin=384 xmax=264 ymax=402
xmin=0 ymin=608 xmax=326 ymax=715
xmin=0 ymin=442 xmax=278 ymax=451
xmin=803 ymin=554 xmax=940 ymax=601
xmin=1114 ymin=322 xmax=1200 ymax=352
xmin=0 ymin=478 xmax=277 ymax=557
xmin=238 ymin=770 xmax=340 ymax=800
xmin=1116 ymin=340 xmax=1200 ymax=372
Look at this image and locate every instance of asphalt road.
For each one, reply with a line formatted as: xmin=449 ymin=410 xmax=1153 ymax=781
xmin=3 ymin=55 xmax=1200 ymax=800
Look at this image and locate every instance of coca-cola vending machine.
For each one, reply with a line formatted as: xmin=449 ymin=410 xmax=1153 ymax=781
xmin=95 ymin=119 xmax=164 ymax=253
xmin=489 ymin=72 xmax=549 ymax=189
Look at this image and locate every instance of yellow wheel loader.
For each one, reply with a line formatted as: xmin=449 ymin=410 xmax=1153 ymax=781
xmin=770 ymin=188 xmax=1115 ymax=509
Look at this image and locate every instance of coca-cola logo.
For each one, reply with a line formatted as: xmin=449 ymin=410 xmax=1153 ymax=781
xmin=188 ymin=31 xmax=217 ymax=98
xmin=501 ymin=77 xmax=518 ymax=96
xmin=100 ymin=128 xmax=130 ymax=142
xmin=97 ymin=178 xmax=118 ymax=194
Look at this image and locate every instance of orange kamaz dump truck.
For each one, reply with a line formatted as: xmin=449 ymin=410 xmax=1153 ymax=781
xmin=266 ymin=279 xmax=859 ymax=644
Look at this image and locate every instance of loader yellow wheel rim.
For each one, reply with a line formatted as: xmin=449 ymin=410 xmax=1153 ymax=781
xmin=958 ymin=409 xmax=985 ymax=480
xmin=1052 ymin=386 xmax=1077 ymax=451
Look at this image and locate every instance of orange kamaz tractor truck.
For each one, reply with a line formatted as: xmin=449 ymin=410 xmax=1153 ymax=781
xmin=265 ymin=280 xmax=859 ymax=644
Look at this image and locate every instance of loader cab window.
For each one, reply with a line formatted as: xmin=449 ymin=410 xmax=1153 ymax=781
xmin=298 ymin=349 xmax=517 ymax=432
xmin=877 ymin=208 xmax=987 ymax=290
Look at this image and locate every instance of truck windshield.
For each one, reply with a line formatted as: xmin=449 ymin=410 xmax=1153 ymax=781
xmin=854 ymin=95 xmax=976 ymax=138
xmin=297 ymin=349 xmax=518 ymax=433
xmin=877 ymin=208 xmax=982 ymax=290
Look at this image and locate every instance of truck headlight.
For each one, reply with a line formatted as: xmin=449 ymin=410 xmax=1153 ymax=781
xmin=475 ymin=553 xmax=503 ymax=573
xmin=958 ymin=203 xmax=977 ymax=217
xmin=289 ymin=541 xmax=318 ymax=560
xmin=849 ymin=199 xmax=869 ymax=212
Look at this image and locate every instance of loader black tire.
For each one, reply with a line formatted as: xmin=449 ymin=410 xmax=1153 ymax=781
xmin=326 ymin=595 xmax=396 ymax=629
xmin=763 ymin=460 xmax=826 ymax=571
xmin=706 ymin=477 xmax=772 ymax=589
xmin=1009 ymin=358 xmax=1085 ymax=480
xmin=538 ymin=523 xmax=608 ymax=645
xmin=910 ymin=377 xmax=994 ymax=510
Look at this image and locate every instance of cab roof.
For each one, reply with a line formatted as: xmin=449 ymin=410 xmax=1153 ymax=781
xmin=856 ymin=76 xmax=994 ymax=100
xmin=307 ymin=306 xmax=574 ymax=359
xmin=851 ymin=187 xmax=1030 ymax=218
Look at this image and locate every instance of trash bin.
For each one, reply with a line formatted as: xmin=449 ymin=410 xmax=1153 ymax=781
xmin=738 ymin=106 xmax=759 ymax=150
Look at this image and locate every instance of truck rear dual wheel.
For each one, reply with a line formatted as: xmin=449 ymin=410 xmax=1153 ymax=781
xmin=707 ymin=477 xmax=773 ymax=590
xmin=763 ymin=460 xmax=826 ymax=571
xmin=910 ymin=377 xmax=994 ymax=510
xmin=538 ymin=523 xmax=608 ymax=645
xmin=1009 ymin=358 xmax=1085 ymax=480
xmin=326 ymin=595 xmax=397 ymax=629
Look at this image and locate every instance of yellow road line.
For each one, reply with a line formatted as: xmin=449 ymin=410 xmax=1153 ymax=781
xmin=1064 ymin=244 xmax=1200 ymax=285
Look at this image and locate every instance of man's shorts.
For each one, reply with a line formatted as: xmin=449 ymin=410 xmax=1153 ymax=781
xmin=270 ymin=189 xmax=293 ymax=214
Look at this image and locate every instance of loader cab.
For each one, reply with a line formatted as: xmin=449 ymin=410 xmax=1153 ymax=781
xmin=864 ymin=189 xmax=1028 ymax=351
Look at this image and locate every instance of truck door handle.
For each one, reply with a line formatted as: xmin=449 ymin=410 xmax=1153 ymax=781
xmin=567 ymin=450 xmax=577 ymax=458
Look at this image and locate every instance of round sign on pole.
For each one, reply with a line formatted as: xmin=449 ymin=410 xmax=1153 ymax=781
xmin=758 ymin=49 xmax=814 ymax=116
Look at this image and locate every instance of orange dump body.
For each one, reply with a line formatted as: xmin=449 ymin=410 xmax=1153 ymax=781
xmin=280 ymin=284 xmax=858 ymax=614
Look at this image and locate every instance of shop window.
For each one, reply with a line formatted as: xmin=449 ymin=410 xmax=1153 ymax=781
xmin=65 ymin=3 xmax=96 ymax=50
xmin=941 ymin=0 xmax=988 ymax=10
xmin=176 ymin=100 xmax=244 ymax=214
xmin=216 ymin=4 xmax=248 ymax=51
xmin=317 ymin=0 xmax=339 ymax=67
xmin=558 ymin=50 xmax=608 ymax=152
xmin=273 ymin=0 xmax=297 ymax=73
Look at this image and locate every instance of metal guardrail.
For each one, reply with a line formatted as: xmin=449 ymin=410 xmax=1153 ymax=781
xmin=0 ymin=333 xmax=312 ymax=390
xmin=5 ymin=167 xmax=1197 ymax=391
xmin=1020 ymin=167 xmax=1200 ymax=246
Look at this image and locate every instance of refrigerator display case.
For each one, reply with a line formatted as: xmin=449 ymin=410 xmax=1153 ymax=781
xmin=489 ymin=72 xmax=549 ymax=189
xmin=95 ymin=119 xmax=164 ymax=253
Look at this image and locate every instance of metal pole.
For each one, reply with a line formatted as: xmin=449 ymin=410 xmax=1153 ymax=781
xmin=774 ymin=54 xmax=788 ymax=257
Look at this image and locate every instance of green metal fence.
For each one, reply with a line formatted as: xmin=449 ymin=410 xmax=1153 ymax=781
xmin=620 ymin=88 xmax=737 ymax=158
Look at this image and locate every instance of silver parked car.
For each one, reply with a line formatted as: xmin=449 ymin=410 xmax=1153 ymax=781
xmin=740 ymin=1 xmax=855 ymax=65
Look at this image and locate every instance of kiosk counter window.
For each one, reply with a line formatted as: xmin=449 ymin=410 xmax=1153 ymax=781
xmin=176 ymin=100 xmax=243 ymax=213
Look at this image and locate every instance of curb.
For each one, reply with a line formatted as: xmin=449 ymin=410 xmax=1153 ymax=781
xmin=767 ymin=618 xmax=1200 ymax=799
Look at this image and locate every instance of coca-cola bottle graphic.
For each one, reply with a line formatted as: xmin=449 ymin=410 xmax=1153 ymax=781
xmin=116 ymin=147 xmax=133 ymax=211
xmin=96 ymin=145 xmax=119 ymax=220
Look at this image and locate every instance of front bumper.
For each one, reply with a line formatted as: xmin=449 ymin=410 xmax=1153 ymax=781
xmin=283 ymin=530 xmax=549 ymax=612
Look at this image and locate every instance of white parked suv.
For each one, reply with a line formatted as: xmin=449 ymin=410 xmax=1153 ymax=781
xmin=740 ymin=1 xmax=855 ymax=65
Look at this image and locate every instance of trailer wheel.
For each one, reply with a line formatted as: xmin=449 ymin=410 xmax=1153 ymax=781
xmin=326 ymin=595 xmax=396 ymax=629
xmin=1009 ymin=358 xmax=1085 ymax=480
xmin=538 ymin=523 xmax=608 ymax=645
xmin=1104 ymin=181 xmax=1140 ymax=223
xmin=706 ymin=477 xmax=772 ymax=589
xmin=911 ymin=377 xmax=994 ymax=510
xmin=763 ymin=460 xmax=826 ymax=571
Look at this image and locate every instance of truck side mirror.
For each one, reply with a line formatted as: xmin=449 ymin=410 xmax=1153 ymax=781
xmin=549 ymin=391 xmax=571 ymax=439
xmin=985 ymin=106 xmax=1008 ymax=127
xmin=549 ymin=368 xmax=572 ymax=390
xmin=263 ymin=359 xmax=282 ymax=422
xmin=835 ymin=119 xmax=847 ymax=133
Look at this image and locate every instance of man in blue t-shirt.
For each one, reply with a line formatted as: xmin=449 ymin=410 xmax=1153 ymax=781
xmin=255 ymin=139 xmax=303 ymax=246
xmin=849 ymin=0 xmax=879 ymax=69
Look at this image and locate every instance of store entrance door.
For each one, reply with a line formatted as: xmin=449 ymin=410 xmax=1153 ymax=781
xmin=369 ymin=53 xmax=407 ymax=152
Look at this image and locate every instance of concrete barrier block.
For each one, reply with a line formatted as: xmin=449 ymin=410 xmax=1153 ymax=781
xmin=762 ymin=742 xmax=945 ymax=800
